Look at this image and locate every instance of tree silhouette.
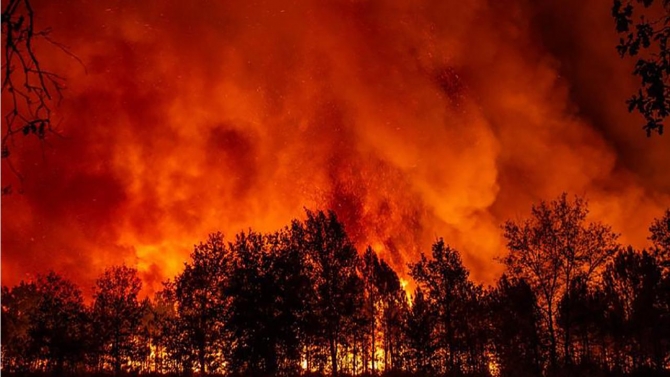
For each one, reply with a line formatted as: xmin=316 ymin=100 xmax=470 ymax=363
xmin=361 ymin=246 xmax=382 ymax=373
xmin=489 ymin=275 xmax=543 ymax=377
xmin=1 ymin=281 xmax=39 ymax=373
xmin=269 ymin=228 xmax=318 ymax=375
xmin=501 ymin=193 xmax=620 ymax=369
xmin=153 ymin=280 xmax=194 ymax=374
xmin=650 ymin=209 xmax=670 ymax=248
xmin=603 ymin=247 xmax=670 ymax=372
xmin=403 ymin=287 xmax=437 ymax=374
xmin=556 ymin=278 xmax=610 ymax=372
xmin=409 ymin=238 xmax=478 ymax=375
xmin=297 ymin=209 xmax=365 ymax=377
xmin=376 ymin=257 xmax=408 ymax=371
xmin=223 ymin=228 xmax=324 ymax=376
xmin=460 ymin=284 xmax=489 ymax=375
xmin=173 ymin=232 xmax=231 ymax=374
xmin=225 ymin=231 xmax=270 ymax=374
xmin=650 ymin=209 xmax=670 ymax=272
xmin=140 ymin=296 xmax=167 ymax=373
xmin=92 ymin=265 xmax=147 ymax=375
xmin=28 ymin=271 xmax=88 ymax=375
xmin=360 ymin=246 xmax=407 ymax=373
xmin=613 ymin=0 xmax=670 ymax=135
xmin=2 ymin=204 xmax=669 ymax=377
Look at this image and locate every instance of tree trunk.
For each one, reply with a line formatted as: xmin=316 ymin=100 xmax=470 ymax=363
xmin=353 ymin=334 xmax=358 ymax=375
xmin=114 ymin=334 xmax=121 ymax=377
xmin=371 ymin=319 xmax=376 ymax=373
xmin=363 ymin=340 xmax=368 ymax=373
xmin=547 ymin=301 xmax=558 ymax=371
xmin=198 ymin=339 xmax=206 ymax=375
xmin=563 ymin=299 xmax=572 ymax=366
xmin=384 ymin=321 xmax=389 ymax=371
xmin=330 ymin=335 xmax=338 ymax=377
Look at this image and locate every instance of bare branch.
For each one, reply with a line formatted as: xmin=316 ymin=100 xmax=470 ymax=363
xmin=1 ymin=0 xmax=78 ymax=194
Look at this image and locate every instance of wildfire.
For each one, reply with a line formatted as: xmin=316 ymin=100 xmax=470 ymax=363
xmin=2 ymin=0 xmax=669 ymax=296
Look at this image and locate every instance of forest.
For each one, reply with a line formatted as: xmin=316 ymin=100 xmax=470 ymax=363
xmin=2 ymin=193 xmax=669 ymax=377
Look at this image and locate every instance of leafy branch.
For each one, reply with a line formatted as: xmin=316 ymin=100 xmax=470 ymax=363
xmin=613 ymin=0 xmax=670 ymax=136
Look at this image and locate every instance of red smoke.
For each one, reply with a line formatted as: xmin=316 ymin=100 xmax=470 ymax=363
xmin=2 ymin=0 xmax=669 ymax=297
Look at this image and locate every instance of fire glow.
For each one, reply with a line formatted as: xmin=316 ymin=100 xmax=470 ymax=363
xmin=2 ymin=0 xmax=669 ymax=296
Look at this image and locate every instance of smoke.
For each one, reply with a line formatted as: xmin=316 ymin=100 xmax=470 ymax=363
xmin=2 ymin=0 xmax=668 ymax=296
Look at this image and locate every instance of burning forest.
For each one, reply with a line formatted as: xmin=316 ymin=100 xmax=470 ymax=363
xmin=2 ymin=0 xmax=670 ymax=376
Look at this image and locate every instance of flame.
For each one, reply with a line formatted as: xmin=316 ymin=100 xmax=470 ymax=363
xmin=399 ymin=278 xmax=408 ymax=291
xmin=2 ymin=0 xmax=669 ymax=296
xmin=487 ymin=355 xmax=500 ymax=377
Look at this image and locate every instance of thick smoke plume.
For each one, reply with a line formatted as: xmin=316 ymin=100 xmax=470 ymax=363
xmin=2 ymin=0 xmax=669 ymax=295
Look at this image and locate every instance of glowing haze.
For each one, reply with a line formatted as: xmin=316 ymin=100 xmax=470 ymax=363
xmin=2 ymin=0 xmax=669 ymax=296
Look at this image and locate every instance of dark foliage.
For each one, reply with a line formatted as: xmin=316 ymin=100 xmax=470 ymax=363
xmin=2 ymin=202 xmax=669 ymax=377
xmin=91 ymin=266 xmax=148 ymax=375
xmin=613 ymin=0 xmax=670 ymax=136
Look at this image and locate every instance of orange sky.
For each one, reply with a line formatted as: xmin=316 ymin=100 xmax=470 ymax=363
xmin=2 ymin=0 xmax=669 ymax=297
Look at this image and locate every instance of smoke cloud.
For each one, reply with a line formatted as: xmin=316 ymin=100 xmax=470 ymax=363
xmin=2 ymin=0 xmax=669 ymax=296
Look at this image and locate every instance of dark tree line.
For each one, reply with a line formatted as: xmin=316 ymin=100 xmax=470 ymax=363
xmin=2 ymin=196 xmax=670 ymax=377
